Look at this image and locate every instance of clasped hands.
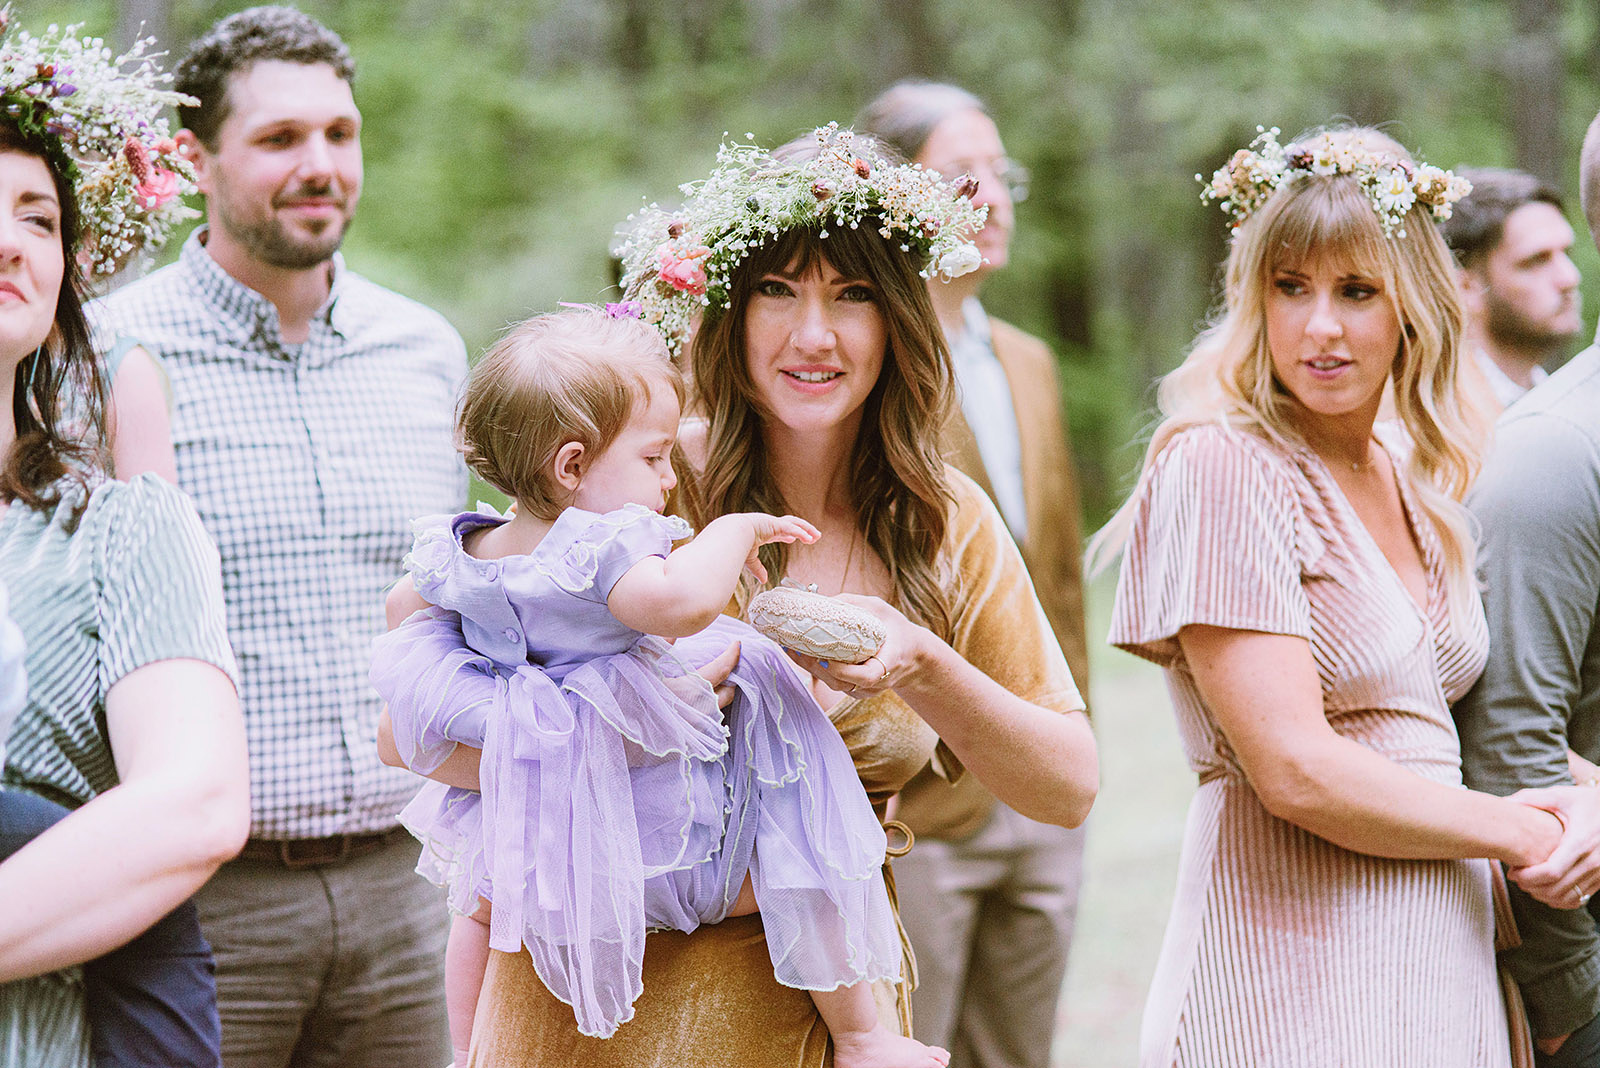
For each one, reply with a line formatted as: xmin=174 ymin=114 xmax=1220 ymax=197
xmin=1506 ymin=784 xmax=1600 ymax=910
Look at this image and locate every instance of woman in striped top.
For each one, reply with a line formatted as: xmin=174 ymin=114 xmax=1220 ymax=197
xmin=1096 ymin=127 xmax=1600 ymax=1067
xmin=0 ymin=107 xmax=249 ymax=1063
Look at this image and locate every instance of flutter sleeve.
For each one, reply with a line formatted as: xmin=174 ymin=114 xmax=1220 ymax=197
xmin=1107 ymin=424 xmax=1312 ymax=667
xmin=545 ymin=505 xmax=693 ymax=602
xmin=402 ymin=510 xmax=530 ymax=666
xmin=90 ymin=474 xmax=237 ymax=692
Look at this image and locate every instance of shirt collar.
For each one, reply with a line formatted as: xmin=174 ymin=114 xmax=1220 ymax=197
xmin=180 ymin=226 xmax=352 ymax=342
xmin=958 ymin=296 xmax=992 ymax=348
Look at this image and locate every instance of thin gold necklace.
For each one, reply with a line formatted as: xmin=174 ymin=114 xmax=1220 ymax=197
xmin=1311 ymin=436 xmax=1376 ymax=473
xmin=835 ymin=524 xmax=860 ymax=596
xmin=793 ymin=522 xmax=859 ymax=596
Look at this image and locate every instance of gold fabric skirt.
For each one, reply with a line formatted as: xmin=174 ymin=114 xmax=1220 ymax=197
xmin=466 ymin=912 xmax=910 ymax=1067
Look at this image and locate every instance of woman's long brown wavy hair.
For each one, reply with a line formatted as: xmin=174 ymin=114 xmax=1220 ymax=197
xmin=677 ymin=220 xmax=957 ymax=641
xmin=0 ymin=119 xmax=108 ymax=515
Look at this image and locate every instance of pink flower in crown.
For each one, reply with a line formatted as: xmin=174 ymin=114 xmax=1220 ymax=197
xmin=123 ymin=137 xmax=152 ymax=182
xmin=135 ymin=167 xmax=181 ymax=210
xmin=657 ymin=244 xmax=710 ymax=296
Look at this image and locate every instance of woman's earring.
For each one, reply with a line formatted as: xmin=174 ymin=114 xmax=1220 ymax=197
xmin=23 ymin=345 xmax=43 ymax=398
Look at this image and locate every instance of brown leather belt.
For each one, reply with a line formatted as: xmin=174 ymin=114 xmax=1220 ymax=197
xmin=238 ymin=827 xmax=407 ymax=870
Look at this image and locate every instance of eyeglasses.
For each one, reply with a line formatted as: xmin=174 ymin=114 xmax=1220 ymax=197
xmin=996 ymin=159 xmax=1030 ymax=203
xmin=925 ymin=156 xmax=1030 ymax=204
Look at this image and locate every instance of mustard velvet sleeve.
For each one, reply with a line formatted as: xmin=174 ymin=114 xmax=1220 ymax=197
xmin=944 ymin=468 xmax=1085 ymax=715
xmin=929 ymin=470 xmax=1086 ymax=783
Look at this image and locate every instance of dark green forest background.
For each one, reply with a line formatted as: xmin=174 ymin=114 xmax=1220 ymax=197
xmin=36 ymin=0 xmax=1600 ymax=521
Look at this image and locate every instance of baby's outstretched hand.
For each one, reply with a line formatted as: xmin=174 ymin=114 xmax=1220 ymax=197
xmin=741 ymin=513 xmax=820 ymax=583
xmin=748 ymin=513 xmax=820 ymax=547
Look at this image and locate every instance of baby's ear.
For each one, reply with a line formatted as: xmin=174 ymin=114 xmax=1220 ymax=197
xmin=552 ymin=441 xmax=586 ymax=492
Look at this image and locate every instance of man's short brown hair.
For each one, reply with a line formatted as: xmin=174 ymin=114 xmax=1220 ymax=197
xmin=175 ymin=6 xmax=355 ymax=148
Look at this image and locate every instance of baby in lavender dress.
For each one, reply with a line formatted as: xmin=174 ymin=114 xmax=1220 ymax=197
xmin=371 ymin=306 xmax=943 ymax=1068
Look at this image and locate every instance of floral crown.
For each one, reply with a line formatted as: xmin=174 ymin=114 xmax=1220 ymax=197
xmin=1199 ymin=126 xmax=1471 ymax=239
xmin=617 ymin=122 xmax=988 ymax=354
xmin=0 ymin=8 xmax=198 ymax=277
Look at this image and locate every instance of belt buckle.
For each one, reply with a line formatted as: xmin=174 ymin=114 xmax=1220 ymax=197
xmin=279 ymin=835 xmax=351 ymax=870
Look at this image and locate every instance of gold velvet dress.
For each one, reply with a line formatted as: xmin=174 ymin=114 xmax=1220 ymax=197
xmin=466 ymin=470 xmax=1085 ymax=1067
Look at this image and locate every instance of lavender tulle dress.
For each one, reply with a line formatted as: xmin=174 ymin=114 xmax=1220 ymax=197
xmin=370 ymin=503 xmax=901 ymax=1037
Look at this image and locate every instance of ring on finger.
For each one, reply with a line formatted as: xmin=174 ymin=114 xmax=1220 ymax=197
xmin=1580 ymin=885 xmax=1593 ymax=906
xmin=869 ymin=655 xmax=889 ymax=684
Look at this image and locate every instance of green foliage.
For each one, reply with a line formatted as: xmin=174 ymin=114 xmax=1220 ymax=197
xmin=29 ymin=0 xmax=1600 ymax=523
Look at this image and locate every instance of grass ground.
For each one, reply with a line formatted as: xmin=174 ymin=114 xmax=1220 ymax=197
xmin=1050 ymin=581 xmax=1194 ymax=1068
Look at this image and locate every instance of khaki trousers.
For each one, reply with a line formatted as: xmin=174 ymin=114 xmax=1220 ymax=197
xmin=195 ymin=831 xmax=450 ymax=1068
xmin=893 ymin=803 xmax=1087 ymax=1068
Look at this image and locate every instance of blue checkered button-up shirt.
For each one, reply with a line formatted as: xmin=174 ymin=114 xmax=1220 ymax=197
xmin=96 ymin=228 xmax=468 ymax=838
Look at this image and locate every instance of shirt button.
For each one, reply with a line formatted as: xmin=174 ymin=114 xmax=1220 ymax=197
xmin=503 ymin=627 xmax=520 ymax=643
xmin=484 ymin=562 xmax=500 ymax=581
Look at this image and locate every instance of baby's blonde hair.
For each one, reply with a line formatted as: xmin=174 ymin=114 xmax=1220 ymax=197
xmin=458 ymin=306 xmax=684 ymax=519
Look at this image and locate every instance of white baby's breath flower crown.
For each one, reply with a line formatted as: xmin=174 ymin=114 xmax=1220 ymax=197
xmin=1199 ymin=126 xmax=1471 ymax=239
xmin=618 ymin=122 xmax=988 ymax=355
xmin=0 ymin=7 xmax=198 ymax=278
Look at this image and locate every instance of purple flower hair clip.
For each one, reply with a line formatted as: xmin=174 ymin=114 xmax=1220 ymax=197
xmin=557 ymin=300 xmax=643 ymax=320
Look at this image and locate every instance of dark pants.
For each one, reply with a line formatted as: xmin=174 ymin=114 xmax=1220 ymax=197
xmin=1537 ymin=1011 xmax=1600 ymax=1068
xmin=0 ymin=790 xmax=221 ymax=1068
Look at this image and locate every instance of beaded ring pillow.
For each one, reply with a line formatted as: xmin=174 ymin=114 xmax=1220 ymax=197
xmin=0 ymin=7 xmax=198 ymax=278
xmin=1199 ymin=126 xmax=1471 ymax=239
xmin=617 ymin=122 xmax=988 ymax=355
xmin=748 ymin=585 xmax=887 ymax=665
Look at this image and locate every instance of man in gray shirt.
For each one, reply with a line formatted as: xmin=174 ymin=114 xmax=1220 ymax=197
xmin=1456 ymin=112 xmax=1600 ymax=1067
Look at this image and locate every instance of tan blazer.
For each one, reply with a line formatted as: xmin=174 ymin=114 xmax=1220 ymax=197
xmin=896 ymin=315 xmax=1092 ymax=841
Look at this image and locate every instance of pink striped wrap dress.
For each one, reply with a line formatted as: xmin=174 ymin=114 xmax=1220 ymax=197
xmin=1109 ymin=423 xmax=1506 ymax=1068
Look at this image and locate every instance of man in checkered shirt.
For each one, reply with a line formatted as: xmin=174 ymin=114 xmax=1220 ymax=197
xmin=96 ymin=9 xmax=464 ymax=1066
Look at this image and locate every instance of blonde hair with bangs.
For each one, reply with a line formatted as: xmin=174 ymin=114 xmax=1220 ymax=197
xmin=1092 ymin=128 xmax=1491 ymax=628
xmin=458 ymin=306 xmax=684 ymax=520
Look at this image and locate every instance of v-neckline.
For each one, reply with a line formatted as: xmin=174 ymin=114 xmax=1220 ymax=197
xmin=1302 ymin=433 xmax=1436 ymax=624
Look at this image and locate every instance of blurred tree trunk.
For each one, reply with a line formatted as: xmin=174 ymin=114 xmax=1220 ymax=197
xmin=893 ymin=0 xmax=946 ymax=79
xmin=1507 ymin=0 xmax=1564 ymax=185
xmin=117 ymin=0 xmax=170 ymax=53
xmin=679 ymin=0 xmax=744 ymax=64
xmin=1102 ymin=84 xmax=1168 ymax=397
xmin=748 ymin=0 xmax=788 ymax=59
xmin=1337 ymin=55 xmax=1399 ymax=130
xmin=614 ymin=0 xmax=652 ymax=76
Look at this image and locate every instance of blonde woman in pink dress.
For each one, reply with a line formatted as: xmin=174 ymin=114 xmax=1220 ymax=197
xmin=1095 ymin=126 xmax=1600 ymax=1067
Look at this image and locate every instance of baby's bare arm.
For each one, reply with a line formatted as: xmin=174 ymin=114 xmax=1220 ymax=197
xmin=608 ymin=513 xmax=817 ymax=637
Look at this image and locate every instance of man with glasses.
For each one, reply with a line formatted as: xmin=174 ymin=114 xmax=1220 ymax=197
xmin=858 ymin=83 xmax=1090 ymax=1068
